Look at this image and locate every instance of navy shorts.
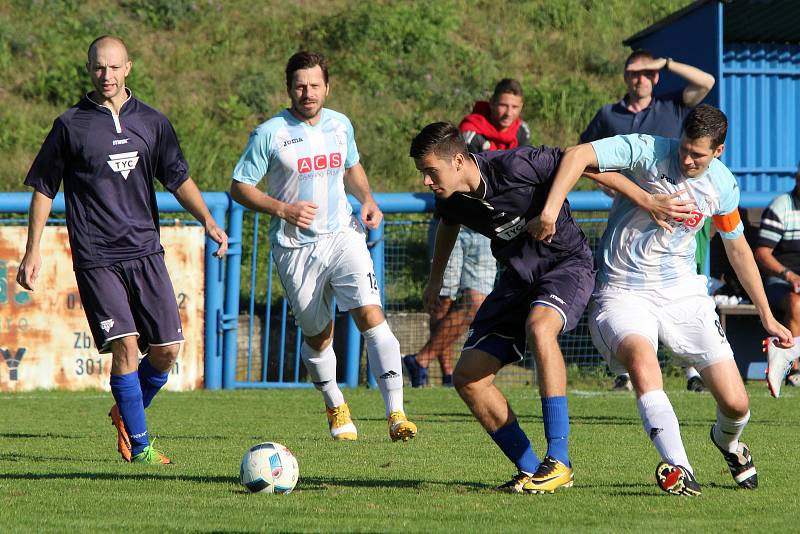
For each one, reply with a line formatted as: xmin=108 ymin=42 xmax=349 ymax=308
xmin=463 ymin=251 xmax=596 ymax=366
xmin=75 ymin=252 xmax=184 ymax=354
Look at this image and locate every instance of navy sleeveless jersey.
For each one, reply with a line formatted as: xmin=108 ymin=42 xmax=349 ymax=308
xmin=24 ymin=92 xmax=190 ymax=270
xmin=435 ymin=146 xmax=589 ymax=282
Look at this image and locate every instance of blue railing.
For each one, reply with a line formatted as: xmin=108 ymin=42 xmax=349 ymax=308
xmin=0 ymin=190 xmax=777 ymax=389
xmin=0 ymin=191 xmax=230 ymax=390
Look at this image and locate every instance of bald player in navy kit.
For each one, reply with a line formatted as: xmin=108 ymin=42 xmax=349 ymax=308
xmin=17 ymin=35 xmax=228 ymax=465
xmin=409 ymin=122 xmax=690 ymax=493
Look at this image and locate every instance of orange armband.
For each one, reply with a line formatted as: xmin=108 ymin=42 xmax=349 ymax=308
xmin=712 ymin=210 xmax=741 ymax=233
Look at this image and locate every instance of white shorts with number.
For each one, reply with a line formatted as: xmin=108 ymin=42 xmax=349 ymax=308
xmin=588 ymin=281 xmax=734 ymax=376
xmin=272 ymin=224 xmax=382 ymax=336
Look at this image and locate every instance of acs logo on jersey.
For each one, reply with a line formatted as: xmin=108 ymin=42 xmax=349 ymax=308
xmin=297 ymin=153 xmax=342 ymax=173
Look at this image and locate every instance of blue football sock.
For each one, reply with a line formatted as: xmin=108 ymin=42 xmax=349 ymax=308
xmin=488 ymin=420 xmax=541 ymax=475
xmin=138 ymin=356 xmax=169 ymax=409
xmin=542 ymin=396 xmax=570 ymax=465
xmin=110 ymin=371 xmax=149 ymax=456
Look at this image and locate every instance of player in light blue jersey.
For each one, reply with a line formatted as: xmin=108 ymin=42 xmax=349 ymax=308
xmin=530 ymin=104 xmax=793 ymax=495
xmin=230 ymin=51 xmax=416 ymax=443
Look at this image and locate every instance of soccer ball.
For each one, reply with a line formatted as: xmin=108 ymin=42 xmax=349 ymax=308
xmin=239 ymin=442 xmax=299 ymax=494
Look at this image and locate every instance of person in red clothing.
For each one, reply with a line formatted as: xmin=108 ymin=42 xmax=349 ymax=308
xmin=461 ymin=78 xmax=531 ymax=152
xmin=405 ymin=79 xmax=531 ymax=387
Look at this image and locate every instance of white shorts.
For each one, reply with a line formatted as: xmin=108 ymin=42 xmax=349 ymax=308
xmin=588 ymin=283 xmax=734 ymax=375
xmin=272 ymin=224 xmax=382 ymax=336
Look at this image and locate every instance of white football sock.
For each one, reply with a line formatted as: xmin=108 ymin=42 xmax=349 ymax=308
xmin=300 ymin=342 xmax=345 ymax=409
xmin=637 ymin=390 xmax=693 ymax=474
xmin=685 ymin=366 xmax=700 ymax=379
xmin=362 ymin=321 xmax=404 ymax=417
xmin=713 ymin=408 xmax=750 ymax=453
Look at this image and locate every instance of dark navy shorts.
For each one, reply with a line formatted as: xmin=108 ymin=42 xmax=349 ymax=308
xmin=75 ymin=252 xmax=184 ymax=354
xmin=462 ymin=251 xmax=595 ymax=366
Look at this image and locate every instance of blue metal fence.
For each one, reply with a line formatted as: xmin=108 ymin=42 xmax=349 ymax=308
xmin=0 ymin=191 xmax=230 ymax=390
xmin=0 ymin=190 xmax=780 ymax=389
xmin=223 ymin=192 xmax=616 ymax=389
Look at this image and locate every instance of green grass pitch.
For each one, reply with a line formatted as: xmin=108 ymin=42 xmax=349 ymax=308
xmin=2 ymin=378 xmax=800 ymax=532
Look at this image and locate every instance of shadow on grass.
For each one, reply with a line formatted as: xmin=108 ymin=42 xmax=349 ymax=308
xmin=0 ymin=471 xmax=238 ymax=485
xmin=0 ymin=432 xmax=81 ymax=439
xmin=0 ymin=452 xmax=113 ymax=464
xmin=298 ymin=476 xmax=492 ymax=492
xmin=0 ymin=471 xmax=494 ymax=493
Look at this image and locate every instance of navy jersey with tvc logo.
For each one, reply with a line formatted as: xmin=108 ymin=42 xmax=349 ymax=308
xmin=24 ymin=91 xmax=189 ymax=270
xmin=435 ymin=146 xmax=590 ymax=283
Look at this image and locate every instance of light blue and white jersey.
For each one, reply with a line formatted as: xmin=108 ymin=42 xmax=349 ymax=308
xmin=591 ymin=134 xmax=743 ymax=291
xmin=232 ymin=108 xmax=360 ymax=248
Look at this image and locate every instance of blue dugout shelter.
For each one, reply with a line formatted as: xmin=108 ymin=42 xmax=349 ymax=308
xmin=624 ymin=0 xmax=800 ymax=193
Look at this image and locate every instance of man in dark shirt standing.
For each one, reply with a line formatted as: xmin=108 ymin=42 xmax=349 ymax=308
xmin=581 ymin=49 xmax=715 ymax=393
xmin=16 ymin=35 xmax=228 ymax=464
xmin=409 ymin=122 xmax=687 ymax=493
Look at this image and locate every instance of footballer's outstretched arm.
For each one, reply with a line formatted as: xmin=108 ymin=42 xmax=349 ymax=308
xmin=344 ymin=163 xmax=382 ymax=230
xmin=173 ymin=177 xmax=229 ymax=258
xmin=16 ymin=190 xmax=52 ymax=291
xmin=723 ymin=234 xmax=793 ymax=347
xmin=423 ymin=220 xmax=460 ymax=313
xmin=528 ymin=144 xmax=694 ymax=241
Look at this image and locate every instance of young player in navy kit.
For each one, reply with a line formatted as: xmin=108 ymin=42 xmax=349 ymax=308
xmin=17 ymin=35 xmax=228 ymax=464
xmin=409 ymin=122 xmax=690 ymax=493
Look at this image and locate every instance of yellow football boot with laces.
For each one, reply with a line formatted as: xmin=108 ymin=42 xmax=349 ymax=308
xmin=522 ymin=456 xmax=574 ymax=494
xmin=388 ymin=411 xmax=417 ymax=442
xmin=326 ymin=402 xmax=358 ymax=441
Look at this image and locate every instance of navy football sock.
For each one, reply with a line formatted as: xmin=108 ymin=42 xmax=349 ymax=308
xmin=542 ymin=396 xmax=570 ymax=465
xmin=138 ymin=356 xmax=169 ymax=409
xmin=488 ymin=420 xmax=541 ymax=475
xmin=110 ymin=371 xmax=149 ymax=456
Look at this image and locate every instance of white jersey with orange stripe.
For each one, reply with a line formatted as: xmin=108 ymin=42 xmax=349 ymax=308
xmin=590 ymin=134 xmax=743 ymax=292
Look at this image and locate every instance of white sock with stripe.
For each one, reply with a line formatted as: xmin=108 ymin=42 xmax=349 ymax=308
xmin=362 ymin=321 xmax=404 ymax=417
xmin=713 ymin=408 xmax=750 ymax=453
xmin=637 ymin=389 xmax=693 ymax=474
xmin=300 ymin=342 xmax=345 ymax=409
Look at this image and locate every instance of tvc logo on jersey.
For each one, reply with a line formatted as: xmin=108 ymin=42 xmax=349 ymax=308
xmin=297 ymin=153 xmax=342 ymax=173
xmin=107 ymin=151 xmax=140 ymax=179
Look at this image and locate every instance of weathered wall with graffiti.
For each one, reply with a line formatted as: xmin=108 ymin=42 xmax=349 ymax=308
xmin=0 ymin=225 xmax=205 ymax=391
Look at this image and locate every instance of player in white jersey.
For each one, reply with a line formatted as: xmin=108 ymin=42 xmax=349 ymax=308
xmin=230 ymin=51 xmax=416 ymax=442
xmin=529 ymin=104 xmax=793 ymax=495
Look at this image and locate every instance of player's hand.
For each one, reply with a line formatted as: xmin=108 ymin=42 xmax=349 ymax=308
xmin=205 ymin=221 xmax=229 ymax=259
xmin=284 ymin=201 xmax=318 ymax=229
xmin=763 ymin=318 xmax=794 ymax=349
xmin=637 ymin=57 xmax=668 ymax=71
xmin=360 ymin=200 xmax=383 ymax=230
xmin=527 ymin=213 xmax=556 ymax=242
xmin=785 ymin=271 xmax=800 ymax=293
xmin=647 ymin=190 xmax=696 ymax=232
xmin=16 ymin=251 xmax=42 ymax=291
xmin=422 ymin=279 xmax=443 ymax=314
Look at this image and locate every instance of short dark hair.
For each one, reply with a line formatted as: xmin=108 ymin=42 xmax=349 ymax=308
xmin=87 ymin=35 xmax=129 ymax=62
xmin=409 ymin=122 xmax=467 ymax=160
xmin=624 ymin=48 xmax=654 ymax=68
xmin=285 ymin=50 xmax=329 ymax=89
xmin=682 ymin=104 xmax=728 ymax=148
xmin=491 ymin=78 xmax=524 ymax=101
